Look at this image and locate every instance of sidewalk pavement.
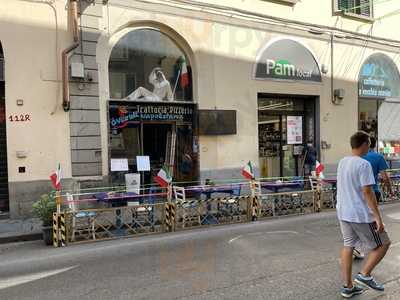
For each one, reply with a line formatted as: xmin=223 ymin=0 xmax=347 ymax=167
xmin=0 ymin=217 xmax=42 ymax=244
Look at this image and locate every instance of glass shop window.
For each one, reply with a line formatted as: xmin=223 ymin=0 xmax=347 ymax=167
xmin=109 ymin=28 xmax=193 ymax=102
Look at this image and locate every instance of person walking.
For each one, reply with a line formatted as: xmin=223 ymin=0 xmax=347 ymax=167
xmin=352 ymin=136 xmax=393 ymax=260
xmin=336 ymin=131 xmax=391 ymax=298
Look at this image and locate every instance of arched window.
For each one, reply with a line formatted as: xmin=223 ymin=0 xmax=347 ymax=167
xmin=109 ymin=28 xmax=193 ymax=102
xmin=358 ymin=53 xmax=400 ymax=165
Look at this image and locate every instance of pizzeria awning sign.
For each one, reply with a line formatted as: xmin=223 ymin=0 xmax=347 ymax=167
xmin=359 ymin=54 xmax=400 ymax=99
xmin=254 ymin=38 xmax=322 ymax=82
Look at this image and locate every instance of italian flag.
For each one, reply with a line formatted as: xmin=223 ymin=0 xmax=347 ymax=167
xmin=242 ymin=161 xmax=255 ymax=180
xmin=50 ymin=163 xmax=62 ymax=190
xmin=155 ymin=165 xmax=172 ymax=187
xmin=316 ymin=160 xmax=325 ymax=178
xmin=180 ymin=59 xmax=189 ymax=89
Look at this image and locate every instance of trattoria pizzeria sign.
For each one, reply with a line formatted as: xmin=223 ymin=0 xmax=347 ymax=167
xmin=254 ymin=38 xmax=322 ymax=82
xmin=109 ymin=101 xmax=195 ymax=129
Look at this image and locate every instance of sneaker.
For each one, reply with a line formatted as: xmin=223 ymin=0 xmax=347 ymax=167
xmin=354 ymin=273 xmax=384 ymax=291
xmin=353 ymin=249 xmax=365 ymax=260
xmin=340 ymin=285 xmax=364 ymax=298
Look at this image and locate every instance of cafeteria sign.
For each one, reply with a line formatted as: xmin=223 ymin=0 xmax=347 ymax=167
xmin=359 ymin=53 xmax=400 ymax=98
xmin=254 ymin=38 xmax=322 ymax=82
xmin=109 ymin=101 xmax=195 ymax=129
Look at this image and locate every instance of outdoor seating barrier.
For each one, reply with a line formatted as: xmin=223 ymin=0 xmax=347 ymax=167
xmin=58 ymin=203 xmax=166 ymax=245
xmin=165 ymin=202 xmax=176 ymax=232
xmin=51 ymin=175 xmax=400 ymax=247
xmin=256 ymin=190 xmax=316 ymax=219
xmin=174 ymin=196 xmax=252 ymax=230
xmin=381 ymin=173 xmax=400 ymax=203
xmin=320 ymin=188 xmax=336 ymax=209
xmin=52 ymin=212 xmax=67 ymax=247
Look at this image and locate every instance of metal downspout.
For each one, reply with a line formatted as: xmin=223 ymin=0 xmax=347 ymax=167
xmin=62 ymin=0 xmax=80 ymax=112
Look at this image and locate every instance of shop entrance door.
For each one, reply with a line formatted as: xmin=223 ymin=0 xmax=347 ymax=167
xmin=258 ymin=95 xmax=316 ymax=179
xmin=142 ymin=123 xmax=172 ymax=184
xmin=258 ymin=114 xmax=303 ymax=178
xmin=142 ymin=123 xmax=198 ymax=184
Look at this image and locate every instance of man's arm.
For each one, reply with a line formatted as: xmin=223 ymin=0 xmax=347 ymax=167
xmin=362 ymin=185 xmax=384 ymax=232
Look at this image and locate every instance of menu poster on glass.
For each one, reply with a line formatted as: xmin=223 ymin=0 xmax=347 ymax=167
xmin=287 ymin=116 xmax=303 ymax=145
xmin=136 ymin=156 xmax=151 ymax=171
xmin=111 ymin=158 xmax=129 ymax=171
xmin=125 ymin=173 xmax=141 ymax=194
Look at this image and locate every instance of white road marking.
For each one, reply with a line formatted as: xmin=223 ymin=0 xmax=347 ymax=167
xmin=386 ymin=212 xmax=400 ymax=220
xmin=248 ymin=230 xmax=299 ymax=236
xmin=228 ymin=236 xmax=242 ymax=243
xmin=0 ymin=265 xmax=78 ymax=290
xmin=228 ymin=231 xmax=299 ymax=243
xmin=391 ymin=241 xmax=400 ymax=248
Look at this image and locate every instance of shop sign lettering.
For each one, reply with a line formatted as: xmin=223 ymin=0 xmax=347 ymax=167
xmin=358 ymin=54 xmax=400 ymax=99
xmin=255 ymin=38 xmax=321 ymax=82
xmin=109 ymin=101 xmax=195 ymax=129
xmin=266 ymin=59 xmax=312 ymax=79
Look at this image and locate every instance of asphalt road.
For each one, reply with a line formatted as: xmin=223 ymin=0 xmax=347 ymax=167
xmin=1 ymin=203 xmax=400 ymax=300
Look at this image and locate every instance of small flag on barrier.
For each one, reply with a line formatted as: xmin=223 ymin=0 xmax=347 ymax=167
xmin=242 ymin=161 xmax=255 ymax=180
xmin=50 ymin=163 xmax=62 ymax=190
xmin=155 ymin=165 xmax=172 ymax=187
xmin=316 ymin=160 xmax=325 ymax=179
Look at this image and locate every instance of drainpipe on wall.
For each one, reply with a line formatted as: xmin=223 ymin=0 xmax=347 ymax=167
xmin=62 ymin=0 xmax=80 ymax=112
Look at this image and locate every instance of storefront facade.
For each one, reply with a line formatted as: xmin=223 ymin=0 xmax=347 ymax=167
xmin=1 ymin=0 xmax=400 ymax=217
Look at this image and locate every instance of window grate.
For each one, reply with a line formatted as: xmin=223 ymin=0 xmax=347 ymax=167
xmin=338 ymin=0 xmax=372 ymax=17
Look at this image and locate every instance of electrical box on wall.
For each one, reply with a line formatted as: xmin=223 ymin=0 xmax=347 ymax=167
xmin=70 ymin=62 xmax=85 ymax=79
xmin=333 ymin=89 xmax=345 ymax=105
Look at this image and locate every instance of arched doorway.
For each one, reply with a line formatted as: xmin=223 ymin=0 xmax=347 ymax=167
xmin=108 ymin=27 xmax=198 ymax=186
xmin=0 ymin=43 xmax=9 ymax=214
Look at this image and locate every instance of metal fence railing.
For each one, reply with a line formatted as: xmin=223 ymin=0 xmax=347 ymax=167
xmin=257 ymin=190 xmax=316 ymax=219
xmin=174 ymin=196 xmax=252 ymax=230
xmin=51 ymin=172 xmax=400 ymax=247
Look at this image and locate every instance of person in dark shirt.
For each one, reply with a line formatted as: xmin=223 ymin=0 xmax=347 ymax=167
xmin=303 ymin=141 xmax=317 ymax=176
xmin=363 ymin=137 xmax=392 ymax=202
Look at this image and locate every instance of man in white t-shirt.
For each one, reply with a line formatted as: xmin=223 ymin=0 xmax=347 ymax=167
xmin=336 ymin=131 xmax=391 ymax=298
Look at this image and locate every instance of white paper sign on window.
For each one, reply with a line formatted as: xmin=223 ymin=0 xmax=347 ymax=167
xmin=125 ymin=173 xmax=141 ymax=194
xmin=110 ymin=158 xmax=129 ymax=171
xmin=136 ymin=156 xmax=151 ymax=171
xmin=287 ymin=116 xmax=303 ymax=145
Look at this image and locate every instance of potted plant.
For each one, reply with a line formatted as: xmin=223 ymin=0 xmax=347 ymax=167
xmin=32 ymin=192 xmax=56 ymax=245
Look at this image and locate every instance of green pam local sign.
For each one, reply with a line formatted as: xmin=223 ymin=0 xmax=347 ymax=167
xmin=255 ymin=39 xmax=321 ymax=82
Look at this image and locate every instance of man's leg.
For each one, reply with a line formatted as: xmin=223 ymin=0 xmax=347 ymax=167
xmin=341 ymin=246 xmax=354 ymax=287
xmin=360 ymin=242 xmax=390 ymax=276
xmin=353 ymin=222 xmax=391 ymax=291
